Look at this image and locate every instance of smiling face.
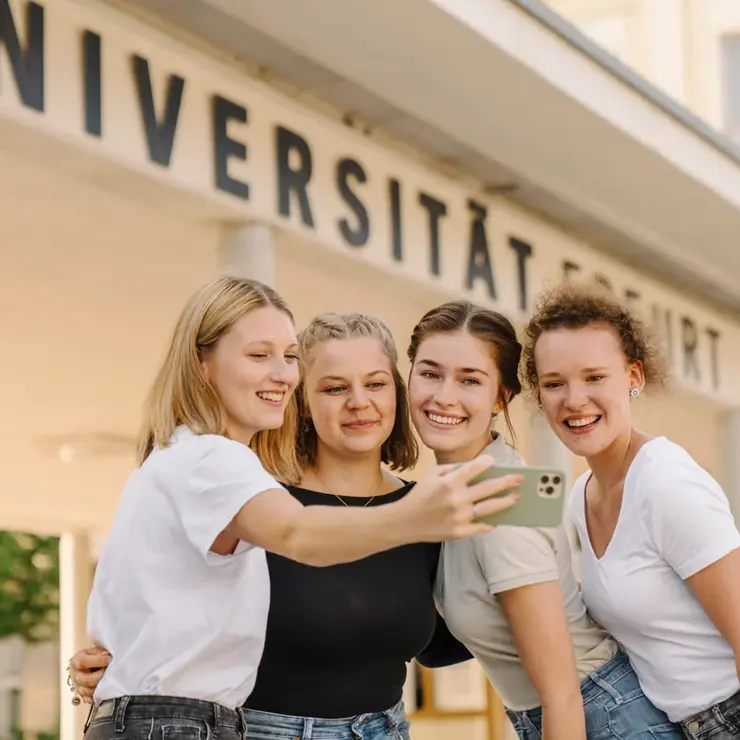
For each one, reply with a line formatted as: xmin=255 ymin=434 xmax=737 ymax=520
xmin=534 ymin=323 xmax=644 ymax=460
xmin=409 ymin=330 xmax=503 ymax=464
xmin=201 ymin=306 xmax=300 ymax=444
xmin=303 ymin=336 xmax=397 ymax=461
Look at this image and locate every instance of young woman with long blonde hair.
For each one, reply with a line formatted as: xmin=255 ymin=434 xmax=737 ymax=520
xmin=77 ymin=279 xmax=521 ymax=740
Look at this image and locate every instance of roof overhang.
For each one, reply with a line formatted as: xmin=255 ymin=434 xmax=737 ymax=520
xmin=110 ymin=0 xmax=740 ymax=316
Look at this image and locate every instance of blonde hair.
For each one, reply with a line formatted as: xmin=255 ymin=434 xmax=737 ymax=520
xmin=138 ymin=275 xmax=300 ymax=483
xmin=293 ymin=313 xmax=419 ymax=479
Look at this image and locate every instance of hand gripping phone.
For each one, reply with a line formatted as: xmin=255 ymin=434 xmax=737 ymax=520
xmin=469 ymin=465 xmax=566 ymax=528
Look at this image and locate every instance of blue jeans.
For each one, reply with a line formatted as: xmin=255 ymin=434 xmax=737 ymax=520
xmin=83 ymin=695 xmax=247 ymax=740
xmin=506 ymin=651 xmax=682 ymax=739
xmin=678 ymin=688 xmax=740 ymax=739
xmin=243 ymin=700 xmax=410 ymax=739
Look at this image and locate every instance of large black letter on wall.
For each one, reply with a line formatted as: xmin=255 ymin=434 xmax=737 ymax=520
xmin=681 ymin=316 xmax=700 ymax=382
xmin=562 ymin=260 xmax=581 ymax=281
xmin=624 ymin=288 xmax=641 ymax=305
xmin=336 ymin=157 xmax=369 ymax=247
xmin=706 ymin=328 xmax=721 ymax=391
xmin=465 ymin=200 xmax=495 ymax=299
xmin=276 ymin=126 xmax=314 ymax=227
xmin=418 ymin=192 xmax=447 ymax=276
xmin=652 ymin=305 xmax=674 ymax=367
xmin=0 ymin=0 xmax=44 ymax=111
xmin=131 ymin=55 xmax=185 ymax=167
xmin=212 ymin=95 xmax=249 ymax=200
xmin=389 ymin=179 xmax=403 ymax=262
xmin=82 ymin=30 xmax=102 ymax=137
xmin=595 ymin=274 xmax=613 ymax=292
xmin=509 ymin=236 xmax=533 ymax=311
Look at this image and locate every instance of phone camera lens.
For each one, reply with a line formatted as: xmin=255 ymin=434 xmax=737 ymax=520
xmin=541 ymin=475 xmax=550 ymax=484
xmin=546 ymin=486 xmax=554 ymax=495
xmin=553 ymin=476 xmax=561 ymax=485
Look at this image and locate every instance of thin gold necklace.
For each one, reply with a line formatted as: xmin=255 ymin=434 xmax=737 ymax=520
xmin=334 ymin=494 xmax=376 ymax=507
xmin=311 ymin=470 xmax=385 ymax=507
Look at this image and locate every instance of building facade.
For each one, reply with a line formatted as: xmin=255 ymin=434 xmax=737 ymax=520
xmin=545 ymin=0 xmax=740 ymax=138
xmin=2 ymin=0 xmax=740 ymax=739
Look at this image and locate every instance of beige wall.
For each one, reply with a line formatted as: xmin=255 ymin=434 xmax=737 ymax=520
xmin=545 ymin=0 xmax=740 ymax=131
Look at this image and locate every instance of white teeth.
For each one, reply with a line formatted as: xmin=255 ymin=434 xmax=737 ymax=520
xmin=565 ymin=416 xmax=599 ymax=428
xmin=257 ymin=392 xmax=284 ymax=402
xmin=427 ymin=412 xmax=464 ymax=426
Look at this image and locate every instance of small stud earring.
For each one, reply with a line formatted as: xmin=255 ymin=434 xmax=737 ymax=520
xmin=629 ymin=387 xmax=641 ymax=399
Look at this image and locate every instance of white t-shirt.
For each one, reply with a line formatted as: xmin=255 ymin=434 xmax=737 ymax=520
xmin=437 ymin=435 xmax=617 ymax=711
xmin=87 ymin=426 xmax=282 ymax=709
xmin=571 ymin=436 xmax=740 ymax=722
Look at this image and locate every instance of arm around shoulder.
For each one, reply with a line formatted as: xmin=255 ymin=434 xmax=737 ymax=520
xmin=231 ymin=456 xmax=524 ymax=566
xmin=229 ymin=490 xmax=410 ymax=566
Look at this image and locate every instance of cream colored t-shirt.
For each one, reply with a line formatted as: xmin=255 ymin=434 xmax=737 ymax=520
xmin=436 ymin=434 xmax=618 ymax=711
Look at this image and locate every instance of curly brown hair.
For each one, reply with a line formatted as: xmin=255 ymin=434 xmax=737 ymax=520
xmin=523 ymin=282 xmax=668 ymax=398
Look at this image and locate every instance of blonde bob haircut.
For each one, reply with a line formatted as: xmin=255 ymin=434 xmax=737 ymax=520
xmin=294 ymin=312 xmax=419 ymax=479
xmin=137 ymin=275 xmax=300 ymax=483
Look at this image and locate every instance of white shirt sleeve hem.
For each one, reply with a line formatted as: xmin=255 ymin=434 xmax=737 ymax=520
xmin=198 ymin=486 xmax=276 ymax=563
xmin=676 ymin=542 xmax=740 ymax=580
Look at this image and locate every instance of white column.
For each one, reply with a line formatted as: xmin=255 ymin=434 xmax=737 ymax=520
xmin=724 ymin=410 xmax=740 ymax=522
xmin=217 ymin=222 xmax=276 ymax=286
xmin=59 ymin=533 xmax=93 ymax=740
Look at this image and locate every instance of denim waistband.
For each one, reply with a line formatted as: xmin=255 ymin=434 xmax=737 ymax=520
xmin=580 ymin=650 xmax=634 ymax=705
xmin=243 ymin=699 xmax=406 ymax=737
xmin=679 ymin=688 xmax=740 ymax=739
xmin=86 ymin=695 xmax=246 ymax=733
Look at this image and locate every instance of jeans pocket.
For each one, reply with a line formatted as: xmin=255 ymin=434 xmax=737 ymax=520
xmin=85 ymin=718 xmax=156 ymax=740
xmin=160 ymin=721 xmax=205 ymax=740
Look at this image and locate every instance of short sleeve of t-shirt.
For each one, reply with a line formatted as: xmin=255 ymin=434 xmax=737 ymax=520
xmin=168 ymin=435 xmax=283 ymax=559
xmin=474 ymin=525 xmax=560 ymax=595
xmin=641 ymin=452 xmax=740 ymax=580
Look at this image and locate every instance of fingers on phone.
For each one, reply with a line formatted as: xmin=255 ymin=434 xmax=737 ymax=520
xmin=467 ymin=474 xmax=523 ymax=502
xmin=472 ymin=492 xmax=520 ymax=519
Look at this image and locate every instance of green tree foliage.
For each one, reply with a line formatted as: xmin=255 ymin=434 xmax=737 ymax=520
xmin=0 ymin=532 xmax=59 ymax=642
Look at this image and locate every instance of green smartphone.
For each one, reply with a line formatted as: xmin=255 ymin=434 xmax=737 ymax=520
xmin=469 ymin=465 xmax=566 ymax=528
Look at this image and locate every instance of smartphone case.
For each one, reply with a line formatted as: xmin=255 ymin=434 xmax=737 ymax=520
xmin=469 ymin=465 xmax=566 ymax=528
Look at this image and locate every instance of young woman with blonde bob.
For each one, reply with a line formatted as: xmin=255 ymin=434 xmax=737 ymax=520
xmin=75 ymin=311 xmax=483 ymax=739
xmin=524 ymin=283 xmax=740 ymax=739
xmin=79 ymin=278 xmax=522 ymax=740
xmin=406 ymin=300 xmax=681 ymax=740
